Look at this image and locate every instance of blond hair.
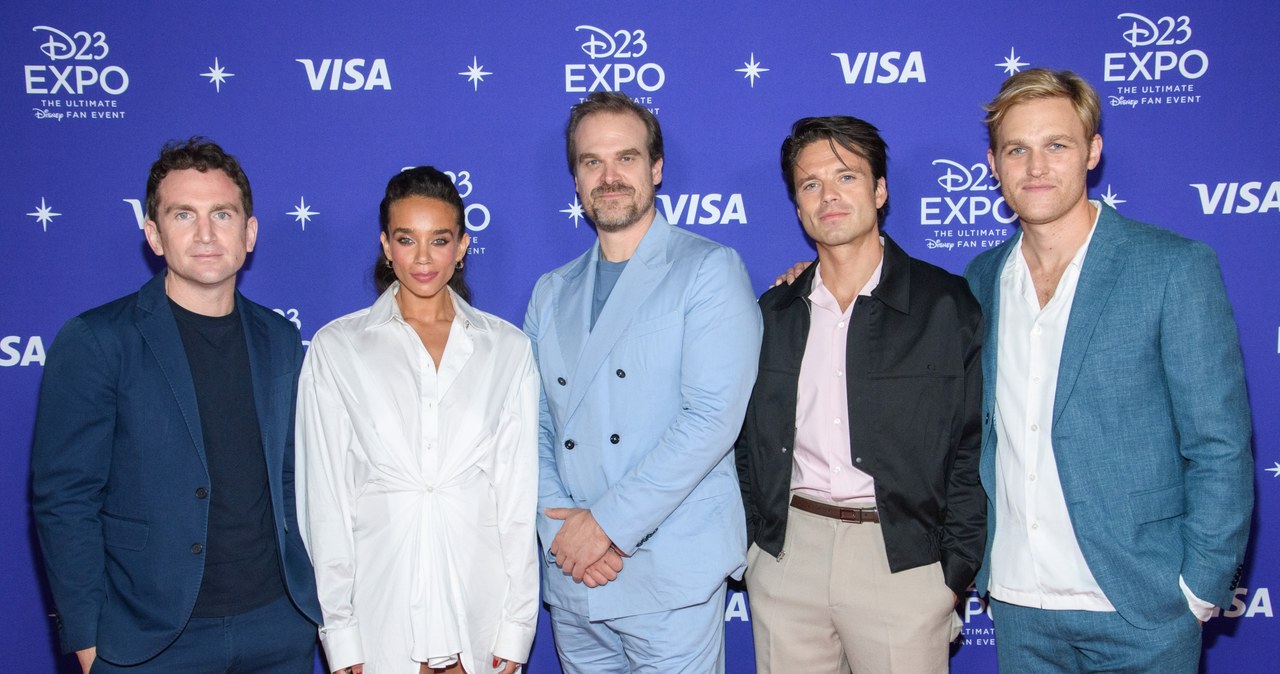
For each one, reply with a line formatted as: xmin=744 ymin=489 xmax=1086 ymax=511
xmin=984 ymin=68 xmax=1100 ymax=150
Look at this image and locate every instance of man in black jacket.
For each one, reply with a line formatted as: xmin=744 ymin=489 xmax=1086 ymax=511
xmin=735 ymin=116 xmax=985 ymax=674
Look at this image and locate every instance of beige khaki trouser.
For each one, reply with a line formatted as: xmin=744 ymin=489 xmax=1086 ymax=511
xmin=745 ymin=498 xmax=962 ymax=674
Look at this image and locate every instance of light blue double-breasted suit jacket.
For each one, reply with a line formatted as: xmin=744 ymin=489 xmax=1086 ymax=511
xmin=524 ymin=213 xmax=762 ymax=620
xmin=30 ymin=273 xmax=322 ymax=665
xmin=964 ymin=204 xmax=1253 ymax=628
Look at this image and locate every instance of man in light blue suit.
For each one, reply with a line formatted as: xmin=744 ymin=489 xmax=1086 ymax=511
xmin=964 ymin=69 xmax=1253 ymax=672
xmin=524 ymin=92 xmax=762 ymax=673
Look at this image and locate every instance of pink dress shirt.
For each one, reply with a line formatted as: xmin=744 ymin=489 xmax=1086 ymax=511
xmin=791 ymin=258 xmax=883 ymax=502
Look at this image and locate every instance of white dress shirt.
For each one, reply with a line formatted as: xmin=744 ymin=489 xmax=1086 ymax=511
xmin=298 ymin=284 xmax=540 ymax=673
xmin=991 ymin=202 xmax=1212 ymax=620
xmin=990 ymin=212 xmax=1109 ymax=611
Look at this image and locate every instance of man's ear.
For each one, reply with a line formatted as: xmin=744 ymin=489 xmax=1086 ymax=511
xmin=144 ymin=219 xmax=165 ymax=257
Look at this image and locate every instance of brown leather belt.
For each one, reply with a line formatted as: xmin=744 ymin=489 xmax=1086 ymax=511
xmin=790 ymin=495 xmax=880 ymax=523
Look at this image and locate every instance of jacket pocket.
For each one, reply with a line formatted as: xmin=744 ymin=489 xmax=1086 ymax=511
xmin=1128 ymin=483 xmax=1185 ymax=524
xmin=620 ymin=311 xmax=681 ymax=341
xmin=101 ymin=512 xmax=149 ymax=551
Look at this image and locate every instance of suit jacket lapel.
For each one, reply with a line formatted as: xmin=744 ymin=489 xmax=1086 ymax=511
xmin=135 ymin=273 xmax=207 ymax=469
xmin=1053 ymin=206 xmax=1128 ymax=423
xmin=975 ymin=233 xmax=1018 ymax=486
xmin=565 ymin=214 xmax=673 ymax=418
xmin=979 ymin=239 xmax=1015 ymax=398
xmin=551 ymin=249 xmax=593 ymax=393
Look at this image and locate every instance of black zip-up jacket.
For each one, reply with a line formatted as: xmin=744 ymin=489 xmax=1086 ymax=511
xmin=734 ymin=234 xmax=985 ymax=597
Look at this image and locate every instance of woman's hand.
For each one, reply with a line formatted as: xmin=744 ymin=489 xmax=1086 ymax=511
xmin=493 ymin=657 xmax=521 ymax=674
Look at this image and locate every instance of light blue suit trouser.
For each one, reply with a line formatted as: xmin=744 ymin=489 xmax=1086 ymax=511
xmin=549 ymin=584 xmax=728 ymax=674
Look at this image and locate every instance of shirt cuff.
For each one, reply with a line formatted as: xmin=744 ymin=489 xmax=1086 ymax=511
xmin=426 ymin=654 xmax=459 ymax=669
xmin=491 ymin=619 xmax=536 ymax=665
xmin=319 ymin=622 xmax=364 ymax=671
xmin=1180 ymin=575 xmax=1216 ymax=622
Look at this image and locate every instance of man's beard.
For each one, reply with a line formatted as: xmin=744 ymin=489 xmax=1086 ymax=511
xmin=586 ymin=181 xmax=651 ymax=233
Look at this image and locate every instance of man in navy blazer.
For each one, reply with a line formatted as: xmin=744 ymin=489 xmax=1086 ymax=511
xmin=964 ymin=69 xmax=1252 ymax=672
xmin=525 ymin=92 xmax=761 ymax=673
xmin=31 ymin=139 xmax=322 ymax=673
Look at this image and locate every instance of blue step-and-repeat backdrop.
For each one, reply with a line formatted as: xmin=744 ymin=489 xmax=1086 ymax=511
xmin=3 ymin=2 xmax=1276 ymax=671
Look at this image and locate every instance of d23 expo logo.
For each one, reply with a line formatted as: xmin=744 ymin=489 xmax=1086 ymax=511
xmin=394 ymin=167 xmax=492 ymax=241
xmin=1104 ymin=13 xmax=1206 ymax=108
xmin=565 ymin=25 xmax=665 ymax=109
xmin=26 ymin=25 xmax=129 ymax=121
xmin=444 ymin=169 xmax=492 ymax=242
xmin=919 ymin=159 xmax=1012 ymax=252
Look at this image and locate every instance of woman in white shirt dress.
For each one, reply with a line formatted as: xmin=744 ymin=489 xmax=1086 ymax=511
xmin=298 ymin=167 xmax=538 ymax=674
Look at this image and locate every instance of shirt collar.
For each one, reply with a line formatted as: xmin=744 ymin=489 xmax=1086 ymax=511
xmin=365 ymin=282 xmax=486 ymax=333
xmin=1003 ymin=199 xmax=1102 ymax=282
xmin=810 ymin=242 xmax=884 ymax=313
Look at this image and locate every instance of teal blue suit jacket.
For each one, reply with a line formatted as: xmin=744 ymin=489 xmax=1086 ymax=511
xmin=524 ymin=214 xmax=762 ymax=620
xmin=31 ymin=273 xmax=322 ymax=664
xmin=964 ymin=204 xmax=1253 ymax=628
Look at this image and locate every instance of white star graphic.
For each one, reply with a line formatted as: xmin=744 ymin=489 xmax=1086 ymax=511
xmin=459 ymin=56 xmax=492 ymax=91
xmin=1266 ymin=462 xmax=1280 ymax=478
xmin=995 ymin=48 xmax=1028 ymax=76
xmin=287 ymin=197 xmax=319 ymax=230
xmin=736 ymin=53 xmax=770 ymax=88
xmin=1100 ymin=185 xmax=1126 ymax=210
xmin=27 ymin=197 xmax=61 ymax=232
xmin=201 ymin=57 xmax=235 ymax=93
xmin=560 ymin=198 xmax=585 ymax=228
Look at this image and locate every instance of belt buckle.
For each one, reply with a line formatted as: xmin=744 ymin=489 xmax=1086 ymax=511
xmin=838 ymin=507 xmax=870 ymax=523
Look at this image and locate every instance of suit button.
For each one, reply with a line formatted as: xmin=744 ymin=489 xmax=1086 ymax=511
xmin=195 ymin=487 xmax=208 ymax=499
xmin=616 ymin=369 xmax=626 ymax=378
xmin=191 ymin=543 xmax=203 ymax=555
xmin=557 ymin=377 xmax=567 ymax=386
xmin=564 ymin=439 xmax=575 ymax=450
xmin=610 ymin=434 xmax=620 ymax=444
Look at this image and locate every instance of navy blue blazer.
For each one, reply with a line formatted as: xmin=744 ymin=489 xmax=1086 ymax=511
xmin=31 ymin=273 xmax=322 ymax=665
xmin=964 ymin=205 xmax=1253 ymax=628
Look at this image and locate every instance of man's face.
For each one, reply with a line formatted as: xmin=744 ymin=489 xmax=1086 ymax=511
xmin=792 ymin=140 xmax=886 ymax=252
xmin=144 ymin=168 xmax=257 ymax=298
xmin=988 ymin=96 xmax=1101 ymax=228
xmin=572 ymin=111 xmax=662 ymax=233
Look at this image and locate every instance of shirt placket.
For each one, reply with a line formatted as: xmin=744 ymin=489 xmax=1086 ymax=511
xmin=414 ymin=329 xmax=441 ymax=485
xmin=827 ymin=311 xmax=851 ymax=492
xmin=1021 ymin=279 xmax=1048 ymax=589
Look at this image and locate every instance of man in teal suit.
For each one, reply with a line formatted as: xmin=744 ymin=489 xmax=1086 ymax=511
xmin=524 ymin=92 xmax=762 ymax=673
xmin=964 ymin=69 xmax=1253 ymax=672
